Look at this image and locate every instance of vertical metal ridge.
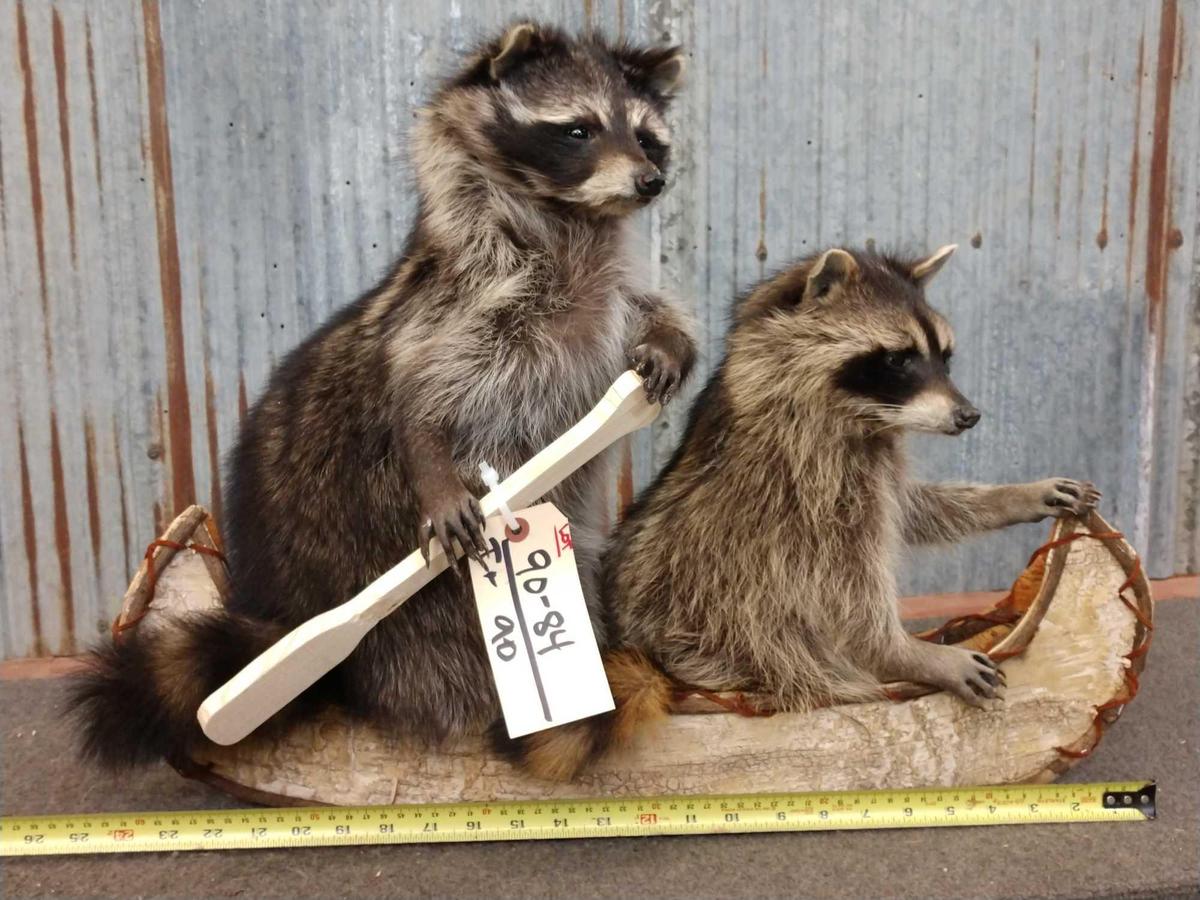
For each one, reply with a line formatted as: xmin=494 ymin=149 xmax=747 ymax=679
xmin=140 ymin=0 xmax=194 ymax=517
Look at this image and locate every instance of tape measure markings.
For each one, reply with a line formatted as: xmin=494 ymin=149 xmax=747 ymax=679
xmin=1 ymin=782 xmax=1155 ymax=857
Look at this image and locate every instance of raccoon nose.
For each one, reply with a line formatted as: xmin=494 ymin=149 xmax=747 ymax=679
xmin=635 ymin=172 xmax=666 ymax=197
xmin=953 ymin=405 xmax=981 ymax=431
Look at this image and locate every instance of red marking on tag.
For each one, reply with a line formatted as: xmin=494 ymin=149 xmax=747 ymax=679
xmin=554 ymin=522 xmax=573 ymax=557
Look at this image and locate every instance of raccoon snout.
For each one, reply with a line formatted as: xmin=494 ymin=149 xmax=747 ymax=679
xmin=635 ymin=172 xmax=666 ymax=197
xmin=952 ymin=404 xmax=981 ymax=433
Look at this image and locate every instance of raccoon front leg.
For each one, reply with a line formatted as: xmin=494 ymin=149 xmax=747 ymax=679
xmin=879 ymin=636 xmax=1005 ymax=709
xmin=901 ymin=479 xmax=1101 ymax=545
xmin=627 ymin=292 xmax=696 ymax=405
xmin=398 ymin=420 xmax=487 ymax=566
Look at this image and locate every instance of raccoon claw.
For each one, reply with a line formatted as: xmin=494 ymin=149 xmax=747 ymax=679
xmin=910 ymin=645 xmax=1003 ymax=709
xmin=419 ymin=492 xmax=487 ymax=568
xmin=629 ymin=343 xmax=682 ymax=406
xmin=957 ymin=653 xmax=1004 ymax=706
xmin=1038 ymin=478 xmax=1101 ymax=519
xmin=419 ymin=519 xmax=434 ymax=566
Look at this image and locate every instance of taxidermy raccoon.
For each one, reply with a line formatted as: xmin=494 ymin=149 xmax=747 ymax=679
xmin=507 ymin=243 xmax=1101 ymax=780
xmin=69 ymin=21 xmax=695 ymax=768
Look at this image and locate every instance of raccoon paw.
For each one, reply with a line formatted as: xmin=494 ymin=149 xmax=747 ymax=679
xmin=629 ymin=342 xmax=683 ymax=405
xmin=418 ymin=489 xmax=487 ymax=569
xmin=917 ymin=644 xmax=1005 ymax=709
xmin=1033 ymin=478 xmax=1102 ymax=520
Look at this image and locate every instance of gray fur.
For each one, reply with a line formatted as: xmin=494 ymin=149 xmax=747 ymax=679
xmin=67 ymin=21 xmax=696 ymax=767
xmin=222 ymin=24 xmax=695 ymax=742
xmin=604 ymin=246 xmax=1099 ymax=713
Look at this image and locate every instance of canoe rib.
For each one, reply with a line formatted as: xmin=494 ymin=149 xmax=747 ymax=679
xmin=114 ymin=507 xmax=1152 ymax=806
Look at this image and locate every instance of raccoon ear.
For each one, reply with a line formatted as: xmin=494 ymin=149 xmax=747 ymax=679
xmin=803 ymin=249 xmax=859 ymax=303
xmin=910 ymin=244 xmax=957 ymax=286
xmin=489 ymin=23 xmax=540 ymax=82
xmin=616 ymin=46 xmax=686 ymax=97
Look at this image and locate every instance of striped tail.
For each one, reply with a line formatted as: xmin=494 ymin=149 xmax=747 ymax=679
xmin=66 ymin=610 xmax=292 ymax=769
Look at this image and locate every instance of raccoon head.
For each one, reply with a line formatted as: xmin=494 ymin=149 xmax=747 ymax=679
xmin=440 ymin=22 xmax=684 ymax=216
xmin=736 ymin=244 xmax=980 ymax=436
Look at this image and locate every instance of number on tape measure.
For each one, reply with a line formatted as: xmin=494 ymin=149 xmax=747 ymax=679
xmin=0 ymin=783 xmax=1154 ymax=857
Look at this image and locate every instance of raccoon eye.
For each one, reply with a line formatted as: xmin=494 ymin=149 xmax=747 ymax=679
xmin=942 ymin=349 xmax=953 ymax=370
xmin=883 ymin=350 xmax=912 ymax=372
xmin=565 ymin=124 xmax=592 ymax=140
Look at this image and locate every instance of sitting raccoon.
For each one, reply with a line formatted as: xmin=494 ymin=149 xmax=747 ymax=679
xmin=69 ymin=21 xmax=696 ymax=768
xmin=507 ymin=243 xmax=1100 ymax=780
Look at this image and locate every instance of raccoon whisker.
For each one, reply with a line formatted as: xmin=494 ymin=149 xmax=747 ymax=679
xmin=863 ymin=422 xmax=906 ymax=439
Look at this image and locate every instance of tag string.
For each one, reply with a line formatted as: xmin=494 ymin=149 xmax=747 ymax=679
xmin=479 ymin=461 xmax=519 ymax=531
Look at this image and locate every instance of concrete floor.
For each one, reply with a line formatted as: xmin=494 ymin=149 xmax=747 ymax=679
xmin=3 ymin=600 xmax=1197 ymax=899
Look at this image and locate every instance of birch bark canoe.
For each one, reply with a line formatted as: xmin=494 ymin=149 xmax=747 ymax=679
xmin=113 ymin=506 xmax=1152 ymax=807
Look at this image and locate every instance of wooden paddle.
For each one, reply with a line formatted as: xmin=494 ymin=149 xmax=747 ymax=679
xmin=198 ymin=371 xmax=660 ymax=746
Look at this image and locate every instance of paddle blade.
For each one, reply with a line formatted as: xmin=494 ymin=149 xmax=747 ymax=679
xmin=197 ymin=605 xmax=371 ymax=745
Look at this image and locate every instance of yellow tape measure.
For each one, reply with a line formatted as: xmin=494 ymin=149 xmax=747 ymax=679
xmin=1 ymin=782 xmax=1154 ymax=856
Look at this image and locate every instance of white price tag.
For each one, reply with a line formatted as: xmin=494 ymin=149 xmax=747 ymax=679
xmin=468 ymin=502 xmax=614 ymax=738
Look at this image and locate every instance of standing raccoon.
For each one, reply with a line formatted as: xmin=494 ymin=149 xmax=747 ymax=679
xmin=509 ymin=244 xmax=1100 ymax=780
xmin=69 ymin=22 xmax=695 ymax=768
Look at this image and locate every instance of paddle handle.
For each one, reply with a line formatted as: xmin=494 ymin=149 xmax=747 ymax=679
xmin=198 ymin=371 xmax=658 ymax=746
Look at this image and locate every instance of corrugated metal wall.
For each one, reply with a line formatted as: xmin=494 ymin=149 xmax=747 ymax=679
xmin=1 ymin=0 xmax=1197 ymax=659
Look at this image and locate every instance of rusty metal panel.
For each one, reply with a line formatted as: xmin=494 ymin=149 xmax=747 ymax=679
xmin=1 ymin=0 xmax=173 ymax=659
xmin=1 ymin=0 xmax=1196 ymax=659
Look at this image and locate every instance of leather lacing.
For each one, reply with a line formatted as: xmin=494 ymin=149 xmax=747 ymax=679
xmin=111 ymin=538 xmax=226 ymax=637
